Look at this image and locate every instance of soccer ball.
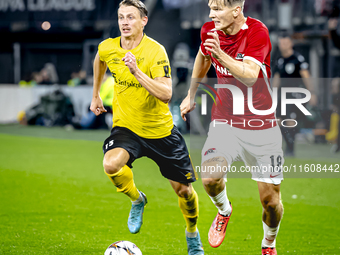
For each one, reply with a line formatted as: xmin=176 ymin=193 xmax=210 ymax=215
xmin=104 ymin=241 xmax=142 ymax=255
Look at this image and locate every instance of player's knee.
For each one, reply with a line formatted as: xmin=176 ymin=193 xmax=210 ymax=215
xmin=103 ymin=156 xmax=123 ymax=175
xmin=261 ymin=195 xmax=281 ymax=212
xmin=202 ymin=178 xmax=220 ymax=190
xmin=175 ymin=185 xmax=191 ymax=199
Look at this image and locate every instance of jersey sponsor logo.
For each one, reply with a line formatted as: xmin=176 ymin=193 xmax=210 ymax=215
xmin=236 ymin=53 xmax=244 ymax=60
xmin=112 ymin=72 xmax=142 ymax=88
xmin=204 ymin=148 xmax=216 ymax=156
xmin=157 ymin=60 xmax=168 ymax=65
xmin=212 ymin=62 xmax=233 ymax=76
xmin=116 ymin=79 xmax=142 ymax=88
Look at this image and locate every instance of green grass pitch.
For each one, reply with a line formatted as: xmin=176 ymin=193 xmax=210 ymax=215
xmin=0 ymin=125 xmax=339 ymax=254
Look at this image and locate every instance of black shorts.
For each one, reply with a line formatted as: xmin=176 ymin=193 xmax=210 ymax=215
xmin=102 ymin=126 xmax=197 ymax=183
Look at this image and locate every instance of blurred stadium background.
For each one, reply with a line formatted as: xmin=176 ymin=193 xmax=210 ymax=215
xmin=1 ymin=0 xmax=340 ymax=122
xmin=1 ymin=0 xmax=340 ymax=254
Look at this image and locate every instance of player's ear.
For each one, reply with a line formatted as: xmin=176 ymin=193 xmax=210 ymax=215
xmin=233 ymin=6 xmax=241 ymax=18
xmin=142 ymin=16 xmax=148 ymax=28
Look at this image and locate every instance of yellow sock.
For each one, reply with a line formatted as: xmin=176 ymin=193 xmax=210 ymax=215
xmin=105 ymin=165 xmax=140 ymax=201
xmin=179 ymin=187 xmax=199 ymax=233
xmin=326 ymin=113 xmax=339 ymax=141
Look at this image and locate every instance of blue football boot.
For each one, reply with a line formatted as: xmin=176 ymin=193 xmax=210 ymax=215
xmin=186 ymin=230 xmax=204 ymax=255
xmin=127 ymin=191 xmax=147 ymax=234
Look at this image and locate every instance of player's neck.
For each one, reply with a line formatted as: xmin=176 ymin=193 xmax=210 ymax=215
xmin=121 ymin=32 xmax=144 ymax=50
xmin=282 ymin=49 xmax=294 ymax=58
xmin=222 ymin=15 xmax=246 ymax=35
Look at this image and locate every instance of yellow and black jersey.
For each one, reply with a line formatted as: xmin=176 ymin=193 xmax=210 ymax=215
xmin=98 ymin=34 xmax=173 ymax=139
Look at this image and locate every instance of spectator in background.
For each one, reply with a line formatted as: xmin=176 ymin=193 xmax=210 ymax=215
xmin=72 ymin=73 xmax=114 ymax=129
xmin=68 ymin=71 xmax=80 ymax=86
xmin=18 ymin=89 xmax=75 ymax=127
xmin=272 ymin=32 xmax=317 ymax=157
xmin=78 ymin=70 xmax=87 ymax=85
xmin=171 ymin=43 xmax=192 ymax=104
xmin=19 ymin=63 xmax=58 ymax=86
xmin=30 ymin=72 xmax=43 ymax=86
xmin=325 ymin=78 xmax=340 ymax=152
xmin=170 ymin=43 xmax=192 ymax=133
xmin=328 ymin=14 xmax=340 ymax=152
xmin=19 ymin=71 xmax=43 ymax=87
xmin=328 ymin=3 xmax=340 ymax=48
xmin=68 ymin=70 xmax=88 ymax=86
xmin=170 ymin=42 xmax=207 ymax=135
xmin=40 ymin=63 xmax=59 ymax=85
xmin=329 ymin=18 xmax=340 ymax=47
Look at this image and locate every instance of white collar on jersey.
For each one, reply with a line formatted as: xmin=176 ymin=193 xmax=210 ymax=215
xmin=241 ymin=23 xmax=249 ymax=30
xmin=210 ymin=22 xmax=248 ymax=32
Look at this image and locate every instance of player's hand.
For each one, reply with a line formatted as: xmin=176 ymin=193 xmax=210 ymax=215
xmin=122 ymin=52 xmax=138 ymax=75
xmin=204 ymin=32 xmax=222 ymax=59
xmin=90 ymin=96 xmax=107 ymax=116
xmin=180 ymin=94 xmax=196 ymax=121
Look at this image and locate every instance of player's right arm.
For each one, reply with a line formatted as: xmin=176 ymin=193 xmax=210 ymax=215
xmin=90 ymin=52 xmax=108 ymax=116
xmin=180 ymin=50 xmax=211 ymax=121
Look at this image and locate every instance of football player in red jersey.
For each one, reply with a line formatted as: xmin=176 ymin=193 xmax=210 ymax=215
xmin=180 ymin=0 xmax=283 ymax=254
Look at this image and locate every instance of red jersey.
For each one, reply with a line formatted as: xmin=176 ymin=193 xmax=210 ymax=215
xmin=200 ymin=17 xmax=276 ymax=130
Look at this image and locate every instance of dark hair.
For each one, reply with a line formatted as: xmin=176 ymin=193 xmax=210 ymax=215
xmin=119 ymin=0 xmax=148 ymax=18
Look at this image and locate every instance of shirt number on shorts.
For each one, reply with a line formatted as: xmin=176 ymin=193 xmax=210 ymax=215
xmin=105 ymin=140 xmax=114 ymax=150
xmin=270 ymin=155 xmax=282 ymax=172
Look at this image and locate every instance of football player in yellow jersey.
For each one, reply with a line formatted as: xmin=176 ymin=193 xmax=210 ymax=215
xmin=90 ymin=1 xmax=204 ymax=254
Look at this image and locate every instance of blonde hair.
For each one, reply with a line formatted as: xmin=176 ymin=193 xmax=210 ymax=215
xmin=210 ymin=0 xmax=245 ymax=11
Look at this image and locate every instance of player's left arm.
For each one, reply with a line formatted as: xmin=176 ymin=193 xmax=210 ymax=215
xmin=122 ymin=51 xmax=172 ymax=104
xmin=203 ymin=32 xmax=260 ymax=87
xmin=300 ymin=69 xmax=317 ymax=106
